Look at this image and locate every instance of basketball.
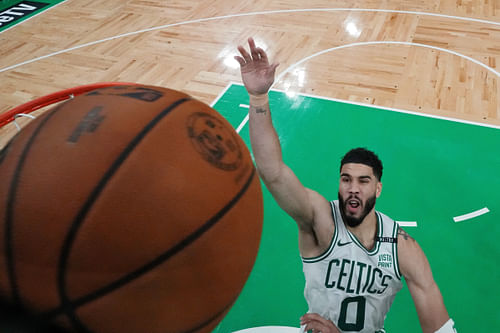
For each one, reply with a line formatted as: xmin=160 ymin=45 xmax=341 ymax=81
xmin=0 ymin=85 xmax=263 ymax=332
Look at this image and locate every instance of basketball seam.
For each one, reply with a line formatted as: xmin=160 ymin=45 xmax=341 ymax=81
xmin=54 ymin=97 xmax=191 ymax=332
xmin=44 ymin=166 xmax=257 ymax=330
xmin=4 ymin=94 xmax=257 ymax=333
xmin=4 ymin=103 xmax=66 ymax=306
xmin=181 ymin=296 xmax=236 ymax=333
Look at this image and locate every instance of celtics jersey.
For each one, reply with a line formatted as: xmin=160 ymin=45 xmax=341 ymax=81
xmin=301 ymin=200 xmax=403 ymax=332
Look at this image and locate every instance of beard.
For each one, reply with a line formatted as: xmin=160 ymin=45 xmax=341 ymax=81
xmin=338 ymin=192 xmax=377 ymax=228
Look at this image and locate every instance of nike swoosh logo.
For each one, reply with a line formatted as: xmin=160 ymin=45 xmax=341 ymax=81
xmin=337 ymin=240 xmax=352 ymax=247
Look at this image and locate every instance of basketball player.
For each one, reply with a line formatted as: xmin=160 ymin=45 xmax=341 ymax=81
xmin=235 ymin=37 xmax=457 ymax=333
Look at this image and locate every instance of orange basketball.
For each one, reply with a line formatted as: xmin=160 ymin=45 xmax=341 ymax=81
xmin=0 ymin=85 xmax=263 ymax=332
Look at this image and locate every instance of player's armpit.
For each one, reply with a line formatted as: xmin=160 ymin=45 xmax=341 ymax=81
xmin=258 ymin=154 xmax=334 ymax=257
xmin=297 ymin=189 xmax=336 ymax=257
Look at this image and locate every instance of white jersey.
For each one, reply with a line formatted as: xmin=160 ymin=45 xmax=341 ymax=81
xmin=301 ymin=200 xmax=403 ymax=333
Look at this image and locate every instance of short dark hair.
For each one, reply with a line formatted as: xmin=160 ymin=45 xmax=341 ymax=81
xmin=340 ymin=148 xmax=383 ymax=181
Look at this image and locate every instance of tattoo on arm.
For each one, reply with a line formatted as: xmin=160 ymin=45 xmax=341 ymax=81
xmin=251 ymin=106 xmax=267 ymax=114
xmin=398 ymin=228 xmax=415 ymax=242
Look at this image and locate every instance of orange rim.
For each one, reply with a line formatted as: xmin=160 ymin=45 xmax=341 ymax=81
xmin=0 ymin=82 xmax=138 ymax=128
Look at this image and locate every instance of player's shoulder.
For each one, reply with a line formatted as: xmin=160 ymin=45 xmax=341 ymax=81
xmin=395 ymin=225 xmax=438 ymax=285
xmin=396 ymin=226 xmax=418 ymax=245
xmin=396 ymin=226 xmax=429 ymax=271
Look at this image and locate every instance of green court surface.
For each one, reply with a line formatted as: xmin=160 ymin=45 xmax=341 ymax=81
xmin=0 ymin=0 xmax=66 ymax=33
xmin=212 ymin=83 xmax=500 ymax=332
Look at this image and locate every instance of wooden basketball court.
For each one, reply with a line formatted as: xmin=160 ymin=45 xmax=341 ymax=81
xmin=1 ymin=1 xmax=499 ymax=142
xmin=0 ymin=0 xmax=499 ymax=332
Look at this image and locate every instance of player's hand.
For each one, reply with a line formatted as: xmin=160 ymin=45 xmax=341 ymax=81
xmin=301 ymin=313 xmax=341 ymax=333
xmin=235 ymin=37 xmax=279 ymax=95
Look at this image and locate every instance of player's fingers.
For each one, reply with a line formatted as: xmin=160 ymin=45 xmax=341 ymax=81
xmin=301 ymin=314 xmax=339 ymax=333
xmin=248 ymin=37 xmax=261 ymax=60
xmin=303 ymin=321 xmax=327 ymax=333
xmin=234 ymin=55 xmax=246 ymax=67
xmin=237 ymin=45 xmax=252 ymax=63
xmin=257 ymin=47 xmax=269 ymax=63
xmin=251 ymin=46 xmax=260 ymax=61
xmin=248 ymin=37 xmax=256 ymax=49
xmin=301 ymin=313 xmax=330 ymax=325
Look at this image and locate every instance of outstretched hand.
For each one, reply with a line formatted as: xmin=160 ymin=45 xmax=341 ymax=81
xmin=301 ymin=313 xmax=341 ymax=333
xmin=235 ymin=37 xmax=279 ymax=95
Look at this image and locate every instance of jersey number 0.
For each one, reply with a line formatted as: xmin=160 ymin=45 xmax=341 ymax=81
xmin=338 ymin=296 xmax=366 ymax=331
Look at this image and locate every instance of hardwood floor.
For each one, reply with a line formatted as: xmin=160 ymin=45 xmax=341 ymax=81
xmin=0 ymin=0 xmax=498 ymax=147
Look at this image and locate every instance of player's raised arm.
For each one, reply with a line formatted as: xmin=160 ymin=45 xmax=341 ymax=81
xmin=235 ymin=38 xmax=332 ymax=251
xmin=397 ymin=228 xmax=457 ymax=333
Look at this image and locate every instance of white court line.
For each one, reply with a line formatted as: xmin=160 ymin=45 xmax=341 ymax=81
xmin=277 ymin=84 xmax=500 ymax=129
xmin=226 ymin=78 xmax=500 ymax=134
xmin=236 ymin=114 xmax=249 ymax=133
xmin=2 ymin=8 xmax=500 ymax=72
xmin=209 ymin=82 xmax=233 ymax=107
xmin=274 ymin=40 xmax=500 ymax=81
xmin=211 ymin=85 xmax=493 ymax=228
xmin=230 ymin=39 xmax=500 ymax=133
xmin=396 ymin=221 xmax=418 ymax=227
xmin=234 ymin=104 xmax=250 ymax=133
xmin=453 ymin=207 xmax=490 ymax=222
xmin=210 ymin=85 xmax=494 ymax=227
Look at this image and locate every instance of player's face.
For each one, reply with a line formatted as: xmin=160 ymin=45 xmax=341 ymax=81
xmin=338 ymin=163 xmax=382 ymax=227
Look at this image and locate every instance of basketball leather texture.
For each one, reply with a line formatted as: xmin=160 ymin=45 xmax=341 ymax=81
xmin=0 ymin=85 xmax=263 ymax=333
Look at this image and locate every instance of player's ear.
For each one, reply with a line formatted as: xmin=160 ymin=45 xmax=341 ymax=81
xmin=376 ymin=181 xmax=382 ymax=198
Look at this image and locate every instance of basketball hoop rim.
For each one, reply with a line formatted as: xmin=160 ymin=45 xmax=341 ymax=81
xmin=0 ymin=82 xmax=138 ymax=128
